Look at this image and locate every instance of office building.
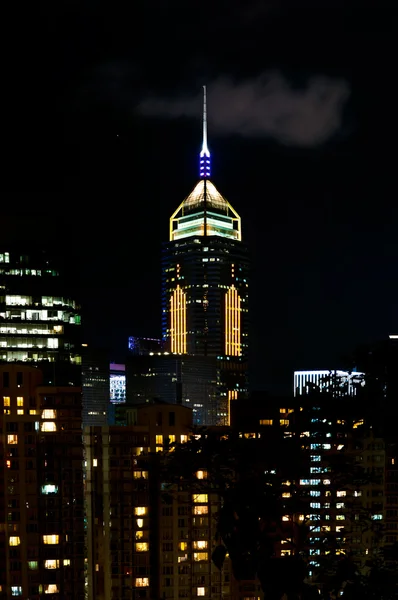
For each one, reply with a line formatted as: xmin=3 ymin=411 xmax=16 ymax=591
xmin=82 ymin=347 xmax=110 ymax=427
xmin=128 ymin=337 xmax=163 ymax=355
xmin=0 ymin=364 xmax=85 ymax=600
xmin=125 ymin=353 xmax=221 ymax=426
xmin=161 ymin=88 xmax=249 ymax=423
xmin=0 ymin=248 xmax=81 ymax=386
xmin=110 ymin=363 xmax=126 ymax=404
xmin=293 ymin=370 xmax=364 ymax=397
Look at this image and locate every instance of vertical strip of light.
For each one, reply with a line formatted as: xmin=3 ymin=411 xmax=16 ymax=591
xmin=170 ymin=293 xmax=175 ymax=353
xmin=170 ymin=286 xmax=187 ymax=354
xmin=225 ymin=286 xmax=241 ymax=357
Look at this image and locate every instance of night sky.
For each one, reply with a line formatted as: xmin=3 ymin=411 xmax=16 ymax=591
xmin=3 ymin=2 xmax=397 ymax=391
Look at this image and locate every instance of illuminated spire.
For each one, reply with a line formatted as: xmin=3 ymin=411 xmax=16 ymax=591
xmin=199 ymin=85 xmax=211 ymax=178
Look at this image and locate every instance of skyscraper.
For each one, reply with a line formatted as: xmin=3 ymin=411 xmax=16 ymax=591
xmin=0 ymin=247 xmax=81 ymax=386
xmin=161 ymin=87 xmax=249 ymax=423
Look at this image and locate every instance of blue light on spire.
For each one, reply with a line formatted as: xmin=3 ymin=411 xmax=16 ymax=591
xmin=199 ymin=85 xmax=211 ymax=178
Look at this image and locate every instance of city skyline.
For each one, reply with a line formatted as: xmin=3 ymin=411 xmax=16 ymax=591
xmin=3 ymin=4 xmax=397 ymax=391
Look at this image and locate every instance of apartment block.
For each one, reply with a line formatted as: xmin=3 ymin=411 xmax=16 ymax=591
xmin=0 ymin=364 xmax=85 ymax=599
xmin=84 ymin=401 xmax=244 ymax=600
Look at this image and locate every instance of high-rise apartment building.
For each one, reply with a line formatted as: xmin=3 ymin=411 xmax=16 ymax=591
xmin=161 ymin=88 xmax=249 ymax=423
xmin=84 ymin=401 xmax=240 ymax=600
xmin=0 ymin=364 xmax=85 ymax=600
xmin=0 ymin=248 xmax=81 ymax=386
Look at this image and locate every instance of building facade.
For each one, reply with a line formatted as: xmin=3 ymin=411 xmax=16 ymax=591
xmin=125 ymin=353 xmax=222 ymax=426
xmin=160 ymin=89 xmax=249 ymax=424
xmin=0 ymin=248 xmax=81 ymax=386
xmin=84 ymin=402 xmax=240 ymax=600
xmin=82 ymin=347 xmax=110 ymax=427
xmin=293 ymin=370 xmax=364 ymax=397
xmin=0 ymin=364 xmax=85 ymax=600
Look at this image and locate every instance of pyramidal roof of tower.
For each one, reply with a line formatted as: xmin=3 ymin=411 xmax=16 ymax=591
xmin=183 ymin=179 xmax=229 ymax=214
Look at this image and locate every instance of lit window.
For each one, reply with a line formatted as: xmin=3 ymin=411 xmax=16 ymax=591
xmin=353 ymin=420 xmax=364 ymax=429
xmin=337 ymin=491 xmax=346 ymax=497
xmin=372 ymin=514 xmax=383 ymax=520
xmin=44 ymin=560 xmax=59 ymax=569
xmin=133 ymin=470 xmax=148 ymax=479
xmin=179 ymin=541 xmax=188 ymax=551
xmin=169 ymin=434 xmax=176 ymax=443
xmin=4 ymin=409 xmax=11 ymax=415
xmin=196 ymin=470 xmax=207 ymax=479
xmin=180 ymin=434 xmax=188 ymax=443
xmin=44 ymin=584 xmax=59 ymax=593
xmin=135 ymin=531 xmax=144 ymax=540
xmin=193 ymin=494 xmax=208 ymax=503
xmin=197 ymin=587 xmax=205 ymax=596
xmin=135 ymin=507 xmax=148 ymax=516
xmin=281 ymin=549 xmax=291 ymax=556
xmin=29 ymin=410 xmax=39 ymax=415
xmin=194 ymin=552 xmax=208 ymax=561
xmin=7 ymin=434 xmax=18 ymax=444
xmin=156 ymin=435 xmax=163 ymax=445
xmin=93 ymin=459 xmax=98 ymax=467
xmin=193 ymin=540 xmax=207 ymax=549
xmin=17 ymin=409 xmax=24 ymax=415
xmin=42 ymin=409 xmax=56 ymax=419
xmin=336 ymin=515 xmax=345 ymax=520
xmin=43 ymin=535 xmax=59 ymax=544
xmin=135 ymin=542 xmax=149 ymax=552
xmin=280 ymin=419 xmax=289 ymax=426
xmin=41 ymin=422 xmax=57 ymax=432
xmin=3 ymin=396 xmax=10 ymax=407
xmin=9 ymin=536 xmax=20 ymax=546
xmin=41 ymin=484 xmax=58 ymax=494
xmin=354 ymin=491 xmax=362 ymax=497
xmin=135 ymin=578 xmax=149 ymax=587
xmin=136 ymin=519 xmax=144 ymax=528
xmin=282 ymin=515 xmax=290 ymax=521
xmin=336 ymin=503 xmax=345 ymax=509
xmin=193 ymin=505 xmax=208 ymax=515
xmin=259 ymin=419 xmax=273 ymax=425
xmin=11 ymin=587 xmax=22 ymax=597
xmin=63 ymin=559 xmax=71 ymax=566
xmin=17 ymin=397 xmax=23 ymax=407
xmin=28 ymin=561 xmax=38 ymax=570
xmin=282 ymin=492 xmax=291 ymax=498
xmin=156 ymin=446 xmax=163 ymax=453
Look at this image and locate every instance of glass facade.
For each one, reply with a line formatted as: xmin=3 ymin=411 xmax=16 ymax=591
xmin=0 ymin=249 xmax=81 ymax=385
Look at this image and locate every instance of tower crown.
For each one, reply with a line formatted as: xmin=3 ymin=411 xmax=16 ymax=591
xmin=169 ymin=86 xmax=241 ymax=242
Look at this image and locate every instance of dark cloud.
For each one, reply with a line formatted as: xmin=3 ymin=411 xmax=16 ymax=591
xmin=138 ymin=72 xmax=350 ymax=147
